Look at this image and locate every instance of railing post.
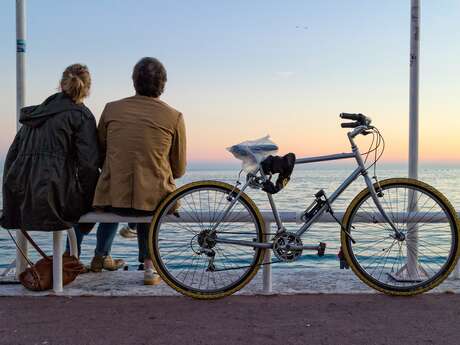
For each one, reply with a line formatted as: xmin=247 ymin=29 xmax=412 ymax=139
xmin=52 ymin=230 xmax=64 ymax=293
xmin=406 ymin=0 xmax=420 ymax=275
xmin=406 ymin=191 xmax=419 ymax=278
xmin=262 ymin=221 xmax=272 ymax=293
xmin=15 ymin=0 xmax=28 ymax=280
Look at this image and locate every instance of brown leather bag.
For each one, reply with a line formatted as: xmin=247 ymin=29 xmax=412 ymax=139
xmin=15 ymin=229 xmax=85 ymax=291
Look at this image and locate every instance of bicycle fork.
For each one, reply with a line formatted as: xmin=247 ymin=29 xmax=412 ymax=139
xmin=350 ymin=135 xmax=403 ymax=239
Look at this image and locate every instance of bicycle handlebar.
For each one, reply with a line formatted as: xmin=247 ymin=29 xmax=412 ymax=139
xmin=340 ymin=113 xmax=368 ymax=122
xmin=341 ymin=122 xmax=360 ymax=128
xmin=340 ymin=113 xmax=372 ymax=129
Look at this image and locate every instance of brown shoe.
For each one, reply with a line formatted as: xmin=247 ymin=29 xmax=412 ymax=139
xmin=90 ymin=255 xmax=125 ymax=272
xmin=102 ymin=256 xmax=125 ymax=271
xmin=90 ymin=255 xmax=104 ymax=272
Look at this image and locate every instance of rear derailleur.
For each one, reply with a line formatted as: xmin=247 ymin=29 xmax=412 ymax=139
xmin=194 ymin=229 xmax=217 ymax=272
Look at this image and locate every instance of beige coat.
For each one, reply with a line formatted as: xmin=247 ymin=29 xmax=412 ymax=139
xmin=93 ymin=95 xmax=186 ymax=211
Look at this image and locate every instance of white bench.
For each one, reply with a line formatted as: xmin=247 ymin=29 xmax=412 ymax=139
xmin=13 ymin=211 xmax=342 ymax=293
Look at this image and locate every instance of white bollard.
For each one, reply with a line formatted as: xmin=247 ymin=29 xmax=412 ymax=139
xmin=52 ymin=230 xmax=64 ymax=293
xmin=15 ymin=230 xmax=28 ymax=278
xmin=262 ymin=222 xmax=272 ymax=293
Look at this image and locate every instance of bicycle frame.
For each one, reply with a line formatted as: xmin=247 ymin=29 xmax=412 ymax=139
xmin=214 ymin=126 xmax=400 ymax=249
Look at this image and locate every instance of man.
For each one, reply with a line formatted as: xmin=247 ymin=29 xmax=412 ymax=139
xmin=93 ymin=57 xmax=186 ymax=285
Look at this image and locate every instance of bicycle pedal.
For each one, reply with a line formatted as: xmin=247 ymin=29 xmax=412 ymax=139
xmin=339 ymin=259 xmax=350 ymax=269
xmin=317 ymin=242 xmax=326 ymax=257
xmin=337 ymin=247 xmax=350 ymax=269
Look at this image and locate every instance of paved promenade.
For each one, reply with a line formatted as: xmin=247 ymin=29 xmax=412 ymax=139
xmin=1 ymin=270 xmax=460 ymax=344
xmin=2 ymin=294 xmax=460 ymax=345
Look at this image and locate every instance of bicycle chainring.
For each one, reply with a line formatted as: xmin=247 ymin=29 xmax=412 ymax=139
xmin=272 ymin=232 xmax=303 ymax=262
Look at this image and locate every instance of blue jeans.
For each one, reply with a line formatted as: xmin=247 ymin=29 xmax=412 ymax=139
xmin=136 ymin=223 xmax=149 ymax=264
xmin=66 ymin=223 xmax=119 ymax=257
xmin=125 ymin=223 xmax=148 ymax=262
xmin=120 ymin=223 xmax=148 ymax=262
xmin=119 ymin=223 xmax=148 ymax=263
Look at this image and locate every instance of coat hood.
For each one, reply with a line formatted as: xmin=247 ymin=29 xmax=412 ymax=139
xmin=19 ymin=92 xmax=83 ymax=128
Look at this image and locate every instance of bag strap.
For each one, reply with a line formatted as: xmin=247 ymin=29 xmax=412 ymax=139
xmin=19 ymin=229 xmax=51 ymax=260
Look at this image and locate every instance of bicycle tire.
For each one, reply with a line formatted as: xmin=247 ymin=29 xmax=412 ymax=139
xmin=341 ymin=178 xmax=460 ymax=295
xmin=148 ymin=180 xmax=266 ymax=299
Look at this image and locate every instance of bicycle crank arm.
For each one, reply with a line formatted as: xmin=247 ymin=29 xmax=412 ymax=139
xmin=289 ymin=242 xmax=327 ymax=256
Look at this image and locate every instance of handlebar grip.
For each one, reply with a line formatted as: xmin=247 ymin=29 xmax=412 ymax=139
xmin=340 ymin=113 xmax=363 ymax=121
xmin=341 ymin=122 xmax=359 ymax=128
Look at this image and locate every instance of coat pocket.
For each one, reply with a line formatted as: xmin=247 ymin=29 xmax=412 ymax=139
xmin=62 ymin=176 xmax=86 ymax=222
xmin=3 ymin=160 xmax=26 ymax=195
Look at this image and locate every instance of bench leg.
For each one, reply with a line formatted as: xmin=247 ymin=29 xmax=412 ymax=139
xmin=53 ymin=230 xmax=64 ymax=293
xmin=67 ymin=228 xmax=78 ymax=258
xmin=15 ymin=230 xmax=28 ymax=278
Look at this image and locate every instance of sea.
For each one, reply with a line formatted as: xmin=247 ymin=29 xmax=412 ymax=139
xmin=1 ymin=163 xmax=459 ymax=272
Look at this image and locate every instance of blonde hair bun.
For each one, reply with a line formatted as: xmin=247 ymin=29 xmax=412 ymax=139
xmin=60 ymin=64 xmax=91 ymax=103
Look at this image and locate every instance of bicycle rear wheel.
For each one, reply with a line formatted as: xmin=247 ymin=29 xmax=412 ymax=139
xmin=149 ymin=181 xmax=266 ymax=299
xmin=341 ymin=178 xmax=459 ymax=295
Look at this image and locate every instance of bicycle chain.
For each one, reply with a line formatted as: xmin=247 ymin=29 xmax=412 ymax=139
xmin=212 ymin=232 xmax=285 ymax=272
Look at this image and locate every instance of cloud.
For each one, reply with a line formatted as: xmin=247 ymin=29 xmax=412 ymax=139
xmin=275 ymin=71 xmax=294 ymax=79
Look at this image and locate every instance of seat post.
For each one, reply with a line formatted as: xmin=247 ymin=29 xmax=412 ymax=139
xmin=267 ymin=193 xmax=284 ymax=232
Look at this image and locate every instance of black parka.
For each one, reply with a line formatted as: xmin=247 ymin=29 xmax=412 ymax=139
xmin=1 ymin=93 xmax=100 ymax=231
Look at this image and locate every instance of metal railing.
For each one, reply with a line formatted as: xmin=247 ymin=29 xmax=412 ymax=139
xmin=4 ymin=210 xmax=459 ymax=293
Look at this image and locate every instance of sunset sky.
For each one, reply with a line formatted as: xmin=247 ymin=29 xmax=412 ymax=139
xmin=0 ymin=1 xmax=459 ymax=165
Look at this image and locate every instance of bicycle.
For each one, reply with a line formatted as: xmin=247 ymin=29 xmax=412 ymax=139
xmin=148 ymin=113 xmax=460 ymax=299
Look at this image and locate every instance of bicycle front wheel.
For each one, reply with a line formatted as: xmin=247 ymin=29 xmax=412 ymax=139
xmin=149 ymin=181 xmax=266 ymax=299
xmin=342 ymin=178 xmax=459 ymax=295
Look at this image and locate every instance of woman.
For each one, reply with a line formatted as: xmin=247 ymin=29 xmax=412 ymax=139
xmin=1 ymin=64 xmax=100 ymax=232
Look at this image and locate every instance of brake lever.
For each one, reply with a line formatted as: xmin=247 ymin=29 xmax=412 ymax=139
xmin=362 ymin=130 xmax=371 ymax=136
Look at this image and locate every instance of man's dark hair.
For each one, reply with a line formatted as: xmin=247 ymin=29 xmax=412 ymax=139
xmin=132 ymin=57 xmax=167 ymax=97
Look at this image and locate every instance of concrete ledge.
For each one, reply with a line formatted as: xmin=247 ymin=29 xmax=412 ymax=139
xmin=1 ymin=269 xmax=459 ymax=297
